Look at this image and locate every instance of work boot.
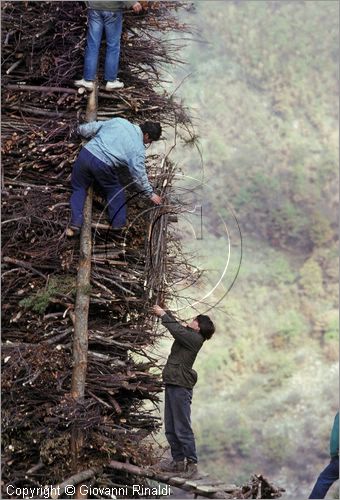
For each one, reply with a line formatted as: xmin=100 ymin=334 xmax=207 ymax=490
xmin=105 ymin=79 xmax=124 ymax=91
xmin=74 ymin=78 xmax=94 ymax=91
xmin=158 ymin=459 xmax=185 ymax=474
xmin=182 ymin=460 xmax=200 ymax=479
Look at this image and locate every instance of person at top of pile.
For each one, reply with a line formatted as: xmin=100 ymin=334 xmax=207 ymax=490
xmin=75 ymin=1 xmax=145 ymax=92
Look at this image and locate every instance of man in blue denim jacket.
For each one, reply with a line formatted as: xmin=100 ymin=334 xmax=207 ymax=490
xmin=75 ymin=1 xmax=143 ymax=91
xmin=68 ymin=117 xmax=162 ymax=234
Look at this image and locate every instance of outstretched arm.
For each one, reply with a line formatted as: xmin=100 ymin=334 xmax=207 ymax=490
xmin=152 ymin=305 xmax=166 ymax=317
xmin=77 ymin=121 xmax=103 ymax=138
xmin=152 ymin=305 xmax=198 ymax=349
xmin=128 ymin=151 xmax=155 ymax=198
xmin=128 ymin=153 xmax=162 ymax=204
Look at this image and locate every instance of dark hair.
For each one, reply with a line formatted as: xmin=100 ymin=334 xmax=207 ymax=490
xmin=140 ymin=121 xmax=162 ymax=141
xmin=196 ymin=314 xmax=215 ymax=340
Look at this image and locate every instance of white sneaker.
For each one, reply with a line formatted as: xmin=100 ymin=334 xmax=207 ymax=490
xmin=105 ymin=79 xmax=124 ymax=91
xmin=74 ymin=78 xmax=94 ymax=90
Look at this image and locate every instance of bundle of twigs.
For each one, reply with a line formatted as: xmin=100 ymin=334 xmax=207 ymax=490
xmin=1 ymin=1 xmax=194 ymax=496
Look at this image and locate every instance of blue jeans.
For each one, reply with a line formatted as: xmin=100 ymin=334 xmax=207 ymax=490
xmin=70 ymin=148 xmax=126 ymax=228
xmin=164 ymin=385 xmax=198 ymax=463
xmin=309 ymin=456 xmax=339 ymax=499
xmin=83 ymin=9 xmax=123 ymax=81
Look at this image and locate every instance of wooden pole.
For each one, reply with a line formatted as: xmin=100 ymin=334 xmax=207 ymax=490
xmin=70 ymin=84 xmax=98 ymax=499
xmin=107 ymin=461 xmax=284 ymax=499
xmin=51 ymin=469 xmax=98 ymax=499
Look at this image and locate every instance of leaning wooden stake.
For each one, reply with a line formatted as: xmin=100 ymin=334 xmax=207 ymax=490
xmin=70 ymin=84 xmax=98 ymax=500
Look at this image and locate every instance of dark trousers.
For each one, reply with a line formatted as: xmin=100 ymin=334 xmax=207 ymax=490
xmin=164 ymin=384 xmax=198 ymax=463
xmin=309 ymin=456 xmax=339 ymax=499
xmin=70 ymin=148 xmax=126 ymax=228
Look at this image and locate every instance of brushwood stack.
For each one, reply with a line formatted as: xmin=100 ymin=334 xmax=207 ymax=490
xmin=1 ymin=1 xmax=192 ymax=495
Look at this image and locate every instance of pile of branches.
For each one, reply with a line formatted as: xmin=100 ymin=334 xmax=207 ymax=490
xmin=1 ymin=1 xmax=193 ymax=496
xmin=239 ymin=474 xmax=285 ymax=499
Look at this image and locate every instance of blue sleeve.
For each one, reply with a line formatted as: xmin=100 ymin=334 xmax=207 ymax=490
xmin=128 ymin=150 xmax=153 ymax=197
xmin=78 ymin=121 xmax=103 ymax=138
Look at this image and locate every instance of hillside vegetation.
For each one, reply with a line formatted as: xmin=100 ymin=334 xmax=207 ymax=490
xmin=155 ymin=2 xmax=339 ymax=499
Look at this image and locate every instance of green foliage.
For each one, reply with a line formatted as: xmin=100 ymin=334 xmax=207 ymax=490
xmin=241 ymin=246 xmax=291 ymax=281
xmin=19 ymin=276 xmax=76 ymax=314
xmin=299 ymin=258 xmax=324 ymax=297
xmin=233 ymin=172 xmax=280 ymax=210
xmin=20 ymin=292 xmax=52 ymax=315
xmin=308 ymin=211 xmax=333 ymax=247
xmin=324 ymin=322 xmax=339 ymax=343
xmin=272 ymin=310 xmax=310 ymax=347
xmin=266 ymin=255 xmax=295 ymax=284
xmin=195 ymin=404 xmax=256 ymax=458
xmin=272 ymin=202 xmax=308 ymax=237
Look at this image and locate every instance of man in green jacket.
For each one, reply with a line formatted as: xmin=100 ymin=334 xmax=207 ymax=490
xmin=152 ymin=305 xmax=215 ymax=478
xmin=309 ymin=412 xmax=339 ymax=499
xmin=75 ymin=1 xmax=143 ymax=91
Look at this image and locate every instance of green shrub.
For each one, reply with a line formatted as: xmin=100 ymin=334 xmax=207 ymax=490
xmin=308 ymin=212 xmax=333 ymax=247
xmin=299 ymin=258 xmax=324 ymax=297
xmin=19 ymin=276 xmax=76 ymax=314
xmin=277 ymin=310 xmax=309 ymax=343
xmin=267 ymin=254 xmax=296 ymax=284
xmin=271 ymin=202 xmax=307 ymax=237
xmin=324 ymin=315 xmax=339 ymax=343
xmin=20 ymin=290 xmax=55 ymax=315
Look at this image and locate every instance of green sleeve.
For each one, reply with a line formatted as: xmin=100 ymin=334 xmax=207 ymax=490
xmin=330 ymin=412 xmax=339 ymax=457
xmin=164 ymin=309 xmax=176 ymax=320
xmin=161 ymin=313 xmax=198 ymax=350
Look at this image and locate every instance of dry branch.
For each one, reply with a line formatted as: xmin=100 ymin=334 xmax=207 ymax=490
xmin=107 ymin=460 xmax=284 ymax=499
